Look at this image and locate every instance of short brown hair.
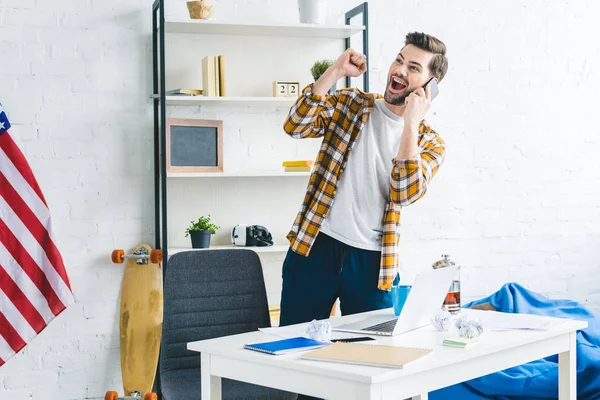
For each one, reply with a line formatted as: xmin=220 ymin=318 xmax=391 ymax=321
xmin=404 ymin=32 xmax=448 ymax=82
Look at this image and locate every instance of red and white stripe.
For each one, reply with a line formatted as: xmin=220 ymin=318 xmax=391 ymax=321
xmin=0 ymin=130 xmax=73 ymax=367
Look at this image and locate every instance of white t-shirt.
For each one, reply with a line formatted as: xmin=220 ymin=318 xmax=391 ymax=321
xmin=319 ymin=99 xmax=405 ymax=251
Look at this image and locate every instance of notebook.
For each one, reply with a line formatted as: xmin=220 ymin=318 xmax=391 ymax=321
xmin=301 ymin=342 xmax=432 ymax=369
xmin=244 ymin=337 xmax=329 ymax=355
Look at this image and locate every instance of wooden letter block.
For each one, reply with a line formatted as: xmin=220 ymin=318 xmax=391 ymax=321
xmin=287 ymin=82 xmax=300 ymax=97
xmin=273 ymin=81 xmax=288 ymax=97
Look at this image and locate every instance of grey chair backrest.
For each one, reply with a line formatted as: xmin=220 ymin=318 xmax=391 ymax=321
xmin=159 ymin=249 xmax=272 ymax=376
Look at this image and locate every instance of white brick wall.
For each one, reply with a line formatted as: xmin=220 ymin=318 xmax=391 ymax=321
xmin=0 ymin=0 xmax=599 ymax=398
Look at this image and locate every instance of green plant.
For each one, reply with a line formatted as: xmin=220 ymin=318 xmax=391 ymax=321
xmin=184 ymin=215 xmax=220 ymax=236
xmin=311 ymin=59 xmax=334 ymax=81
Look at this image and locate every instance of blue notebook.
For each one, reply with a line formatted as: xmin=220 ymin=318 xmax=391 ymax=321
xmin=244 ymin=337 xmax=329 ymax=355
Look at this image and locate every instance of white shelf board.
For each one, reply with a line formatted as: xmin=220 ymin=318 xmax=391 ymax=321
xmin=167 ymin=171 xmax=310 ymax=178
xmin=151 ymin=95 xmax=297 ymax=107
xmin=169 ymin=245 xmax=289 ymax=256
xmin=164 ymin=19 xmax=365 ymax=39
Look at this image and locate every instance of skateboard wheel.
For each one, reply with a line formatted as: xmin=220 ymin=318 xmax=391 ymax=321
xmin=150 ymin=249 xmax=163 ymax=264
xmin=111 ymin=250 xmax=125 ymax=264
xmin=144 ymin=393 xmax=158 ymax=400
xmin=104 ymin=391 xmax=118 ymax=400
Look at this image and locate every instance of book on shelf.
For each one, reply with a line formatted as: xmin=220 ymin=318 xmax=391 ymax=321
xmin=282 ymin=160 xmax=314 ymax=167
xmin=202 ymin=55 xmax=226 ymax=97
xmin=269 ymin=305 xmax=280 ymax=323
xmin=166 ymin=88 xmax=203 ymax=96
xmin=218 ymin=55 xmax=226 ymax=96
xmin=284 ymin=166 xmax=312 ymax=172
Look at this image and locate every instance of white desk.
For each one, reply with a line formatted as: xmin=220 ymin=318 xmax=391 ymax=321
xmin=187 ymin=309 xmax=588 ymax=399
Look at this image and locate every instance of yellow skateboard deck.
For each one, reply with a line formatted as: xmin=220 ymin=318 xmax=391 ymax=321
xmin=111 ymin=244 xmax=163 ymax=397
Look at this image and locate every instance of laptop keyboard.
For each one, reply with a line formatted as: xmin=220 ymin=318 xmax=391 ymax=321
xmin=362 ymin=319 xmax=397 ymax=333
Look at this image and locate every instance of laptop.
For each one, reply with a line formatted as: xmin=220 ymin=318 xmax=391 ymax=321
xmin=333 ymin=265 xmax=458 ymax=336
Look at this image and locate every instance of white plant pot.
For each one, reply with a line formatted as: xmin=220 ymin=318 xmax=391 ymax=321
xmin=298 ymin=0 xmax=327 ymax=24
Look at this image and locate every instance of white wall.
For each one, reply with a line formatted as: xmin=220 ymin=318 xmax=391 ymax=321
xmin=0 ymin=0 xmax=599 ymax=398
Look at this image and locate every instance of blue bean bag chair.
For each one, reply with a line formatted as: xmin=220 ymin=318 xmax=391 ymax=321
xmin=430 ymin=283 xmax=600 ymax=399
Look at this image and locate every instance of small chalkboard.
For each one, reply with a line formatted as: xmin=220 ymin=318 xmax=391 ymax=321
xmin=166 ymin=118 xmax=223 ymax=173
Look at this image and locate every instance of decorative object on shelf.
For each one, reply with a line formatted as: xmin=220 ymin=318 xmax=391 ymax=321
xmin=202 ymin=55 xmax=226 ymax=97
xmin=187 ymin=0 xmax=213 ymax=20
xmin=166 ymin=118 xmax=223 ymax=174
xmin=310 ymin=59 xmax=336 ymax=93
xmin=282 ymin=159 xmax=314 ymax=172
xmin=298 ymin=0 xmax=327 ymax=24
xmin=273 ymin=81 xmax=300 ymax=97
xmin=185 ymin=215 xmax=220 ymax=248
xmin=231 ymin=224 xmax=274 ymax=247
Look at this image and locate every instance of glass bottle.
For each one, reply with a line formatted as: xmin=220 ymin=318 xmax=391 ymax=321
xmin=432 ymin=254 xmax=461 ymax=313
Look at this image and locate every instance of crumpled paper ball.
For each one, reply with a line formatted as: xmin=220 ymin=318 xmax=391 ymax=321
xmin=305 ymin=319 xmax=332 ymax=342
xmin=454 ymin=313 xmax=484 ymax=339
xmin=431 ymin=309 xmax=453 ymax=331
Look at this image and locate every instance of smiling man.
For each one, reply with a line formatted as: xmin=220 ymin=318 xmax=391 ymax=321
xmin=280 ymin=32 xmax=449 ymax=331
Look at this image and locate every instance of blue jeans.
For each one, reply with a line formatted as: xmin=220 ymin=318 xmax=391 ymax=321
xmin=280 ymin=233 xmax=395 ymax=399
xmin=280 ymin=232 xmax=394 ymax=326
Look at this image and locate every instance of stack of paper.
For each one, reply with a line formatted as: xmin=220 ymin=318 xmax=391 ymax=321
xmin=484 ymin=312 xmax=556 ymax=331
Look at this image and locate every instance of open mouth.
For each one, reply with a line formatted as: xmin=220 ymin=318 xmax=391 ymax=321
xmin=389 ymin=76 xmax=407 ymax=94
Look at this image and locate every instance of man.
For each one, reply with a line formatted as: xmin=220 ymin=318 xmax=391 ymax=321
xmin=280 ymin=32 xmax=448 ymax=327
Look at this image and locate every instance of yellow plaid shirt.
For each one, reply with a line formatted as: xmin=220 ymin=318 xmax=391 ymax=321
xmin=284 ymin=84 xmax=446 ymax=291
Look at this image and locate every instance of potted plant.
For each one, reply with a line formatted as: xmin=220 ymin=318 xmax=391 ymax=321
xmin=298 ymin=0 xmax=327 ymax=24
xmin=185 ymin=215 xmax=220 ymax=249
xmin=310 ymin=59 xmax=336 ymax=94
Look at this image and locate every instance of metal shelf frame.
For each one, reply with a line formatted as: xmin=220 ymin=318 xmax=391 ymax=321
xmin=151 ymin=2 xmax=369 ymax=398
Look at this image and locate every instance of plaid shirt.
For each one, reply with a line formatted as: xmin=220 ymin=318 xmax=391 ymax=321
xmin=284 ymin=84 xmax=446 ymax=291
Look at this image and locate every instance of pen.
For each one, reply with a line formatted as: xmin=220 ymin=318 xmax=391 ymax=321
xmin=331 ymin=336 xmax=375 ymax=343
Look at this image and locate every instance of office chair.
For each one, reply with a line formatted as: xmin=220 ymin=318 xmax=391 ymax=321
xmin=159 ymin=249 xmax=297 ymax=400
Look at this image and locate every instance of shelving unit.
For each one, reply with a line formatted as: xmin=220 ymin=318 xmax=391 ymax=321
xmin=167 ymin=171 xmax=311 ymax=178
xmin=152 ymin=1 xmax=369 ymax=263
xmin=151 ymin=2 xmax=369 ymax=398
xmin=151 ymin=95 xmax=298 ymax=107
xmin=164 ymin=18 xmax=365 ymax=38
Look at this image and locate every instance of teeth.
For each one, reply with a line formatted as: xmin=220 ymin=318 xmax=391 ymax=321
xmin=392 ymin=77 xmax=406 ymax=86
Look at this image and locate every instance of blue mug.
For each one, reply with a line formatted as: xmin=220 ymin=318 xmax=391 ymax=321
xmin=392 ymin=284 xmax=412 ymax=316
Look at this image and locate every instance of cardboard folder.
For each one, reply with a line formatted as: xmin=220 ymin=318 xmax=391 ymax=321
xmin=302 ymin=342 xmax=432 ymax=369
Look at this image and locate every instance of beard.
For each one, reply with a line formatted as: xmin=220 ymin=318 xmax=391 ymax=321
xmin=383 ymin=76 xmax=416 ymax=106
xmin=384 ymin=89 xmax=409 ymax=105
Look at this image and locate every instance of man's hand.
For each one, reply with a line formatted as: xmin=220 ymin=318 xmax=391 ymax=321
xmin=395 ymin=84 xmax=432 ymax=160
xmin=404 ymin=84 xmax=431 ymax=128
xmin=312 ymin=49 xmax=366 ymax=96
xmin=333 ymin=48 xmax=367 ymax=78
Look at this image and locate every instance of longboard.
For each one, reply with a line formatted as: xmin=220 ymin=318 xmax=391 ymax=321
xmin=105 ymin=244 xmax=163 ymax=400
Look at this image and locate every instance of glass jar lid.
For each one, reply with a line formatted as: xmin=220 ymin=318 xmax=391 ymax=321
xmin=432 ymin=254 xmax=455 ymax=269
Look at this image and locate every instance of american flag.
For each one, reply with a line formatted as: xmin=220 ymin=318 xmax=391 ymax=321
xmin=0 ymin=102 xmax=74 ymax=367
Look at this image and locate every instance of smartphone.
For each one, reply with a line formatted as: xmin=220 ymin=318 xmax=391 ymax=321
xmin=422 ymin=77 xmax=439 ymax=101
